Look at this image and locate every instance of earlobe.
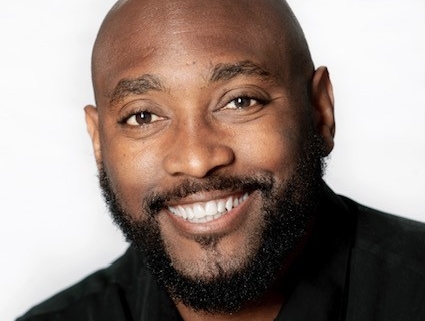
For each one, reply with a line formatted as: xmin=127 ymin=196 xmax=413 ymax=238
xmin=311 ymin=66 xmax=335 ymax=155
xmin=84 ymin=105 xmax=102 ymax=165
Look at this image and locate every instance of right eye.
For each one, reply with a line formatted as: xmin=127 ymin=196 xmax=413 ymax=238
xmin=124 ymin=110 xmax=163 ymax=126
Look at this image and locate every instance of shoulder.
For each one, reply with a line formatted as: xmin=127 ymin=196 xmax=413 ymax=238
xmin=16 ymin=248 xmax=140 ymax=321
xmin=17 ymin=270 xmax=112 ymax=321
xmin=339 ymin=196 xmax=425 ymax=320
xmin=347 ymin=198 xmax=425 ymax=275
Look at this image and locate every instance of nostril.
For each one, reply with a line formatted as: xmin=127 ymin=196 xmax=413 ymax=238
xmin=163 ymin=143 xmax=235 ymax=178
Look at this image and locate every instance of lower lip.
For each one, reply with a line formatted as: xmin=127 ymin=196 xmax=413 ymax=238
xmin=164 ymin=193 xmax=255 ymax=236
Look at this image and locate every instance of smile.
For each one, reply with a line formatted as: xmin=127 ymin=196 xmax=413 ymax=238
xmin=167 ymin=193 xmax=249 ymax=224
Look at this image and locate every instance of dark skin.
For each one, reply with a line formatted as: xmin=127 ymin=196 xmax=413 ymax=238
xmin=85 ymin=0 xmax=335 ymax=320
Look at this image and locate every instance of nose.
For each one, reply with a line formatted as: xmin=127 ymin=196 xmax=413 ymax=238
xmin=163 ymin=121 xmax=235 ymax=178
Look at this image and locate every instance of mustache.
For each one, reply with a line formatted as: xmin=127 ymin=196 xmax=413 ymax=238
xmin=144 ymin=174 xmax=275 ymax=216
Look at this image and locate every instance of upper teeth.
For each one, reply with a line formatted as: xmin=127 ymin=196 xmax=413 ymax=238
xmin=168 ymin=193 xmax=249 ymax=224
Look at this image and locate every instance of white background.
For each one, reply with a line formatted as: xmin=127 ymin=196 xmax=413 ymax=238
xmin=1 ymin=1 xmax=424 ymax=320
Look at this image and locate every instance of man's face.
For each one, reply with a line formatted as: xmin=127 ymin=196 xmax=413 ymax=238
xmin=86 ymin=0 xmax=333 ymax=313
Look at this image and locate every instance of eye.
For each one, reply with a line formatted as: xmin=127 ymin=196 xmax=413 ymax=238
xmin=223 ymin=96 xmax=265 ymax=110
xmin=124 ymin=110 xmax=163 ymax=126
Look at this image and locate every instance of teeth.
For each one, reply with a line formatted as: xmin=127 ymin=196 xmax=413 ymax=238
xmin=205 ymin=200 xmax=218 ymax=216
xmin=217 ymin=200 xmax=226 ymax=213
xmin=177 ymin=205 xmax=187 ymax=219
xmin=225 ymin=197 xmax=233 ymax=212
xmin=194 ymin=204 xmax=204 ymax=219
xmin=168 ymin=193 xmax=249 ymax=224
xmin=187 ymin=206 xmax=195 ymax=220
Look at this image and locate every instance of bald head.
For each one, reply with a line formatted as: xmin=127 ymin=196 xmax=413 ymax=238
xmin=91 ymin=0 xmax=313 ymax=105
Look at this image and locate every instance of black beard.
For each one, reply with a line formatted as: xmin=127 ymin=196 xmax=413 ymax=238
xmin=99 ymin=133 xmax=326 ymax=314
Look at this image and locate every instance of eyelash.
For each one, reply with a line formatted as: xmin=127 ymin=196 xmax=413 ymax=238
xmin=221 ymin=93 xmax=270 ymax=111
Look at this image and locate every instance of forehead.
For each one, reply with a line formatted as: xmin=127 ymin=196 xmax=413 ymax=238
xmin=93 ymin=0 xmax=298 ymax=102
xmin=101 ymin=0 xmax=287 ymax=44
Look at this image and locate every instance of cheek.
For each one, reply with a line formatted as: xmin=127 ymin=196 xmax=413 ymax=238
xmin=232 ymin=115 xmax=303 ymax=178
xmin=99 ymin=131 xmax=166 ymax=218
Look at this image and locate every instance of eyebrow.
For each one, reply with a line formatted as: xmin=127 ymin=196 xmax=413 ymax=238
xmin=109 ymin=61 xmax=276 ymax=105
xmin=210 ymin=60 xmax=274 ymax=83
xmin=109 ymin=74 xmax=165 ymax=105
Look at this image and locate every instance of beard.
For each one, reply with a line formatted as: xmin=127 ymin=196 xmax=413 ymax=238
xmin=98 ymin=132 xmax=326 ymax=314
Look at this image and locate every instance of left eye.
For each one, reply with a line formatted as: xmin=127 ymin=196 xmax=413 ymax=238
xmin=225 ymin=97 xmax=259 ymax=109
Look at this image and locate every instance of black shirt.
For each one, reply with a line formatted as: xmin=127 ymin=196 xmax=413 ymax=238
xmin=17 ymin=186 xmax=425 ymax=320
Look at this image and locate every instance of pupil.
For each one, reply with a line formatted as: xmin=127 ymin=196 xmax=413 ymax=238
xmin=235 ymin=98 xmax=250 ymax=108
xmin=136 ymin=111 xmax=152 ymax=124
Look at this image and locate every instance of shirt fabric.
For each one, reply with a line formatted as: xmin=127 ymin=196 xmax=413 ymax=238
xmin=17 ymin=185 xmax=425 ymax=321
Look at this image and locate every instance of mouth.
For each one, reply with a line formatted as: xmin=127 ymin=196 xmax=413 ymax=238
xmin=167 ymin=192 xmax=249 ymax=224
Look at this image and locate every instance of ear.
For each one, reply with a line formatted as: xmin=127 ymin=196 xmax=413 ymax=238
xmin=84 ymin=105 xmax=102 ymax=166
xmin=311 ymin=66 xmax=335 ymax=155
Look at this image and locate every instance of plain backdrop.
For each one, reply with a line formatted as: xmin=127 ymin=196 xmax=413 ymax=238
xmin=1 ymin=1 xmax=424 ymax=320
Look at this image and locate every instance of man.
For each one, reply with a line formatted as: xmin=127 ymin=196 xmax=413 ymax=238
xmin=18 ymin=0 xmax=425 ymax=320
